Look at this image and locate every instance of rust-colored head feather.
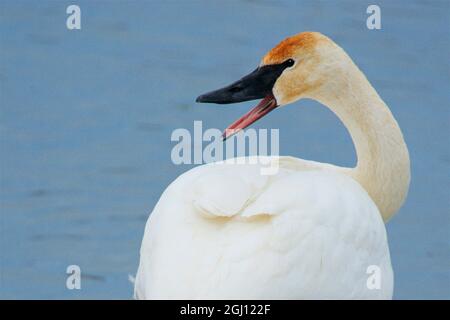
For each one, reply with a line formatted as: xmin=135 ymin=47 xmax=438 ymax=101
xmin=262 ymin=32 xmax=324 ymax=65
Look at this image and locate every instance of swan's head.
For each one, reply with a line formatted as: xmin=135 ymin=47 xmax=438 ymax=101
xmin=196 ymin=32 xmax=339 ymax=139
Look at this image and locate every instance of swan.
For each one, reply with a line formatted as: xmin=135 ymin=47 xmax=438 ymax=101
xmin=134 ymin=32 xmax=410 ymax=299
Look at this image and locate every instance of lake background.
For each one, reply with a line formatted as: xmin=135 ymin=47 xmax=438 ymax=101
xmin=0 ymin=0 xmax=449 ymax=299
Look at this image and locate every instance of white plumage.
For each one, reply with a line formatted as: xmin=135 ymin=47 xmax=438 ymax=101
xmin=134 ymin=32 xmax=410 ymax=299
xmin=135 ymin=157 xmax=392 ymax=299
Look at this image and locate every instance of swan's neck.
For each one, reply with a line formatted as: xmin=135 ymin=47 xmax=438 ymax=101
xmin=312 ymin=57 xmax=410 ymax=221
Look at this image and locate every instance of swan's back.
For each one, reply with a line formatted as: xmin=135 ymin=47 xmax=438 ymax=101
xmin=134 ymin=157 xmax=393 ymax=299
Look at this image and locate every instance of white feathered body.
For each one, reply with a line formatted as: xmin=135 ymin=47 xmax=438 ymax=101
xmin=134 ymin=157 xmax=393 ymax=299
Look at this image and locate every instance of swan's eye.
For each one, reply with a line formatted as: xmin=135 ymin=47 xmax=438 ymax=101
xmin=285 ymin=59 xmax=295 ymax=67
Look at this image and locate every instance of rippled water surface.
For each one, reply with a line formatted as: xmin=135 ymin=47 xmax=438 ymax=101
xmin=0 ymin=0 xmax=449 ymax=299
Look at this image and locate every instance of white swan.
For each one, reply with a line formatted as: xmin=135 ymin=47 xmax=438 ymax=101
xmin=134 ymin=32 xmax=410 ymax=299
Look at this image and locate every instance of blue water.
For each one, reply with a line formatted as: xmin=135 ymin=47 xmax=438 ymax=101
xmin=0 ymin=0 xmax=449 ymax=299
